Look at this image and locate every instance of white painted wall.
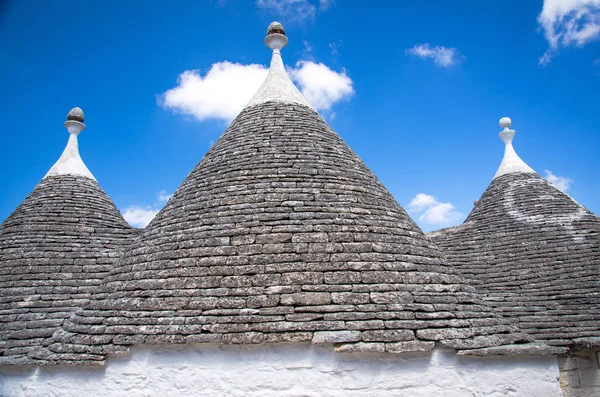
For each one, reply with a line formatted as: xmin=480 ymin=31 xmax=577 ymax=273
xmin=1 ymin=344 xmax=561 ymax=397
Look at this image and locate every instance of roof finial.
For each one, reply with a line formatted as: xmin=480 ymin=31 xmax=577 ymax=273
xmin=493 ymin=116 xmax=536 ymax=179
xmin=265 ymin=22 xmax=288 ymax=51
xmin=244 ymin=22 xmax=312 ymax=110
xmin=499 ymin=116 xmax=511 ymax=130
xmin=67 ymin=107 xmax=85 ymax=123
xmin=63 ymin=107 xmax=86 ymax=139
xmin=44 ymin=107 xmax=95 ymax=180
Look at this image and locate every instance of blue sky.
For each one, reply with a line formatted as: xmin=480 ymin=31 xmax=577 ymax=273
xmin=0 ymin=0 xmax=598 ymax=232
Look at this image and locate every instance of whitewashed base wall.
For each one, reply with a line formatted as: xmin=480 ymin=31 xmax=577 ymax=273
xmin=1 ymin=344 xmax=562 ymax=397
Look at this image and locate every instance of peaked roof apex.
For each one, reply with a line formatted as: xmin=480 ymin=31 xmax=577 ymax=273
xmin=44 ymin=107 xmax=95 ymax=181
xmin=493 ymin=117 xmax=535 ymax=179
xmin=245 ymin=22 xmax=313 ymax=110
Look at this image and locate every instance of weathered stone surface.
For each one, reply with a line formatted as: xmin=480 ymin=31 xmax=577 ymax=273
xmin=280 ymin=293 xmax=331 ymax=306
xmin=2 ymin=102 xmax=546 ymax=366
xmin=312 ymin=331 xmax=361 ymax=344
xmin=346 ymin=320 xmax=385 ymax=330
xmin=247 ymin=295 xmax=280 ymax=308
xmin=385 ymin=341 xmax=435 ymax=353
xmin=370 ymin=291 xmax=413 ymax=304
xmin=281 ymin=272 xmax=323 ymax=285
xmin=334 ymin=342 xmax=385 ymax=353
xmin=558 ymin=349 xmax=600 ymax=397
xmin=416 ymin=328 xmax=473 ymax=341
xmin=222 ymin=332 xmax=265 ymax=344
xmin=331 ymin=292 xmax=370 ymax=305
xmin=264 ymin=332 xmax=313 ymax=343
xmin=458 ymin=343 xmax=568 ymax=356
xmin=0 ymin=175 xmax=138 ymax=365
xmin=430 ymin=172 xmax=600 ymax=347
xmin=185 ymin=334 xmax=222 ymax=344
xmin=362 ymin=330 xmax=415 ymax=342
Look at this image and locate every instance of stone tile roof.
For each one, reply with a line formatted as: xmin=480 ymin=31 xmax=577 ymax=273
xmin=46 ymin=102 xmax=566 ymax=366
xmin=0 ymin=175 xmax=139 ymax=365
xmin=430 ymin=172 xmax=600 ymax=349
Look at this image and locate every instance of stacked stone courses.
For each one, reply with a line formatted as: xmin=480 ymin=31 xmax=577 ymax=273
xmin=430 ymin=172 xmax=600 ymax=348
xmin=0 ymin=175 xmax=139 ymax=365
xmin=0 ymin=24 xmax=579 ymax=369
xmin=46 ymin=102 xmax=565 ymax=365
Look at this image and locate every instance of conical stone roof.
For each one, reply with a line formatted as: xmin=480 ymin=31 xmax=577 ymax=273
xmin=53 ymin=25 xmax=564 ymax=364
xmin=0 ymin=109 xmax=138 ymax=365
xmin=430 ymin=118 xmax=600 ymax=349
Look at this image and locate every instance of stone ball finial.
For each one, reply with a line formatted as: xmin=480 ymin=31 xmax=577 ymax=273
xmin=499 ymin=117 xmax=511 ymax=129
xmin=265 ymin=22 xmax=288 ymax=50
xmin=67 ymin=107 xmax=85 ymax=123
xmin=267 ymin=22 xmax=285 ymax=36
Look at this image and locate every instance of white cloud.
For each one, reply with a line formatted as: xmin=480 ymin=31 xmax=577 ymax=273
xmin=544 ymin=170 xmax=573 ymax=192
xmin=288 ymin=61 xmax=354 ymax=111
xmin=538 ymin=0 xmax=600 ymax=65
xmin=319 ymin=0 xmax=334 ymax=10
xmin=408 ymin=193 xmax=439 ymax=212
xmin=328 ymin=40 xmax=343 ymax=62
xmin=303 ymin=40 xmax=313 ymax=54
xmin=539 ymin=50 xmax=554 ymax=67
xmin=300 ymin=41 xmax=314 ymax=61
xmin=122 ymin=206 xmax=159 ymax=228
xmin=121 ymin=190 xmax=173 ymax=228
xmin=407 ymin=193 xmax=463 ymax=225
xmin=158 ymin=190 xmax=173 ymax=203
xmin=407 ymin=44 xmax=461 ymax=67
xmin=255 ymin=0 xmax=332 ymax=23
xmin=160 ymin=60 xmax=354 ymax=121
xmin=160 ymin=62 xmax=268 ymax=122
xmin=256 ymin=0 xmax=316 ymax=23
